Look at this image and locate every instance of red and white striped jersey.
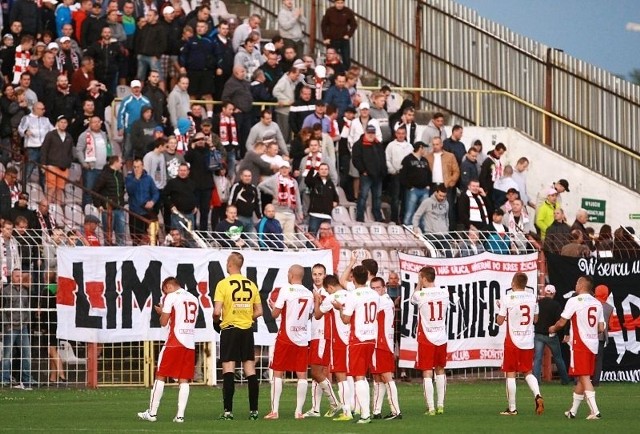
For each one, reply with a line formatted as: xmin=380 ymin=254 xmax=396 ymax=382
xmin=162 ymin=288 xmax=198 ymax=349
xmin=561 ymin=293 xmax=604 ymax=354
xmin=376 ymin=293 xmax=395 ymax=352
xmin=274 ymin=284 xmax=314 ymax=346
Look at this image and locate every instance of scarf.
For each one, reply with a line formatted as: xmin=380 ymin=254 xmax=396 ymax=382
xmin=12 ymin=45 xmax=30 ymax=81
xmin=506 ymin=211 xmax=530 ymax=234
xmin=303 ymin=151 xmax=322 ymax=177
xmin=57 ymin=49 xmax=80 ymax=72
xmin=85 ymin=131 xmax=96 ymax=162
xmin=219 ymin=115 xmax=238 ymax=146
xmin=277 ymin=174 xmax=297 ymax=210
xmin=466 ymin=190 xmax=489 ymax=225
xmin=173 ymin=129 xmax=188 ymax=154
xmin=36 ymin=209 xmax=56 ymax=235
xmin=314 ymin=77 xmax=325 ymax=101
xmin=489 ymin=153 xmax=503 ymax=182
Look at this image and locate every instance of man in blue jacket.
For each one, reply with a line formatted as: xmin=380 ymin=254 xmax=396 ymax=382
xmin=125 ymin=158 xmax=160 ymax=245
xmin=256 ymin=204 xmax=284 ymax=251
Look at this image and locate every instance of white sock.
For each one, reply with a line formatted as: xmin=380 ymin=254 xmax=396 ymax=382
xmin=311 ymin=380 xmax=322 ymax=412
xmin=355 ymin=379 xmax=370 ymax=419
xmin=525 ymin=374 xmax=540 ymax=397
xmin=385 ymin=381 xmax=401 ymax=415
xmin=271 ymin=377 xmax=283 ymax=413
xmin=585 ymin=390 xmax=599 ymax=415
xmin=296 ymin=379 xmax=308 ymax=415
xmin=570 ymin=392 xmax=584 ymax=415
xmin=423 ymin=377 xmax=434 ymax=411
xmin=347 ymin=376 xmax=357 ymax=412
xmin=149 ymin=379 xmax=165 ymax=415
xmin=372 ymin=381 xmax=385 ymax=415
xmin=435 ymin=374 xmax=446 ymax=408
xmin=319 ymin=378 xmax=339 ymax=409
xmin=506 ymin=378 xmax=517 ymax=411
xmin=338 ymin=381 xmax=352 ymax=415
xmin=177 ymin=383 xmax=189 ymax=418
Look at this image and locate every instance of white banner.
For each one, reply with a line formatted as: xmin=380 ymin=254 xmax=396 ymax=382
xmin=398 ymin=252 xmax=538 ymax=369
xmin=56 ymin=247 xmax=333 ymax=345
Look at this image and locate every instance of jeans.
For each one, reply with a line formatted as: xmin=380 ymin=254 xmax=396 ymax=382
xmin=136 ymin=55 xmax=160 ymax=82
xmin=356 ymin=175 xmax=383 ymax=222
xmin=102 ymin=209 xmax=126 ymax=246
xmin=224 ymin=146 xmax=237 ymax=179
xmin=25 ymin=148 xmax=41 ymax=186
xmin=194 ymin=188 xmax=213 ymax=231
xmin=2 ymin=326 xmax=33 ymax=385
xmin=533 ymin=333 xmax=570 ymax=383
xmin=330 ymin=38 xmax=351 ymax=69
xmin=308 ymin=215 xmax=330 ymax=236
xmin=82 ymin=168 xmax=101 ymax=207
xmin=403 ymin=187 xmax=430 ymax=225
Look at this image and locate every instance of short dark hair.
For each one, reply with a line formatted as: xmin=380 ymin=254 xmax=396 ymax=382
xmin=361 ymin=259 xmax=378 ymax=276
xmin=495 ymin=142 xmax=507 ymax=152
xmin=107 ymin=155 xmax=120 ymax=166
xmin=312 ymin=263 xmax=326 ymax=273
xmin=432 ymin=112 xmax=444 ymax=120
xmin=162 ymin=276 xmax=180 ymax=291
xmin=323 ymin=274 xmax=340 ymax=289
xmin=419 ymin=266 xmax=436 ymax=283
xmin=452 ymin=124 xmax=462 ymax=133
xmin=370 ymin=276 xmax=385 ymax=287
xmin=434 ymin=184 xmax=447 ymax=194
xmin=352 ymin=265 xmax=368 ymax=285
xmin=512 ymin=272 xmax=528 ymax=289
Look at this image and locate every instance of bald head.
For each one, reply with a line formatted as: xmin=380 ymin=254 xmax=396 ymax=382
xmin=227 ymin=252 xmax=244 ymax=273
xmin=288 ymin=264 xmax=304 ymax=284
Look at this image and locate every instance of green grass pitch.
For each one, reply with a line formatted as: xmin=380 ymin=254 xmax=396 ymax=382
xmin=1 ymin=381 xmax=637 ymax=433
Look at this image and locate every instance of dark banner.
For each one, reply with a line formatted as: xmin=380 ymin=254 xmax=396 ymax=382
xmin=547 ymin=253 xmax=640 ymax=382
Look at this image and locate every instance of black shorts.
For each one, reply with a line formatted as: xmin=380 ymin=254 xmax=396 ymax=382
xmin=219 ymin=327 xmax=255 ymax=363
xmin=187 ymin=69 xmax=214 ymax=97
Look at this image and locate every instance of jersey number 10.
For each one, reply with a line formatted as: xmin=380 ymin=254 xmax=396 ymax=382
xmin=363 ymin=302 xmax=378 ymax=324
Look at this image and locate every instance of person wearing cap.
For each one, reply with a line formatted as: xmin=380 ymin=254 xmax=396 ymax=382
xmin=56 ymin=35 xmax=80 ymax=77
xmin=532 ymin=284 xmax=571 ymax=385
xmin=258 ymin=159 xmax=303 ymax=237
xmin=302 ymin=100 xmax=331 ymax=132
xmin=80 ymin=1 xmax=106 ymax=48
xmin=592 ymin=285 xmax=613 ymax=387
xmin=246 ymin=109 xmax=289 ymax=157
xmin=79 ymin=214 xmax=102 ymax=246
xmin=553 ymin=179 xmax=570 ymax=205
xmin=347 ymin=100 xmax=382 ymax=152
xmin=351 ymin=123 xmax=386 ymax=222
xmin=258 ymin=51 xmax=283 ymax=93
xmin=160 ymin=6 xmax=183 ymax=91
xmin=116 ymin=78 xmax=151 ymax=163
xmin=278 ymin=0 xmax=306 ymax=58
xmin=273 ymin=66 xmax=301 ymax=142
xmin=18 ymin=101 xmax=54 ymax=184
xmin=86 ymin=26 xmax=122 ymax=93
xmin=535 ymin=187 xmax=560 ymax=240
xmin=40 ymin=114 xmax=75 ymax=206
xmin=321 ymin=0 xmax=357 ymax=69
xmin=397 ymin=138 xmax=431 ymax=225
xmin=501 ymin=187 xmax=521 ymax=213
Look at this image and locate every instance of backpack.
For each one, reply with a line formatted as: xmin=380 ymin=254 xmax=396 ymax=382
xmin=207 ymin=148 xmax=223 ymax=172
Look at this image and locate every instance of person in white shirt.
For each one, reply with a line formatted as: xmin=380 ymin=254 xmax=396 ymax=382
xmin=496 ymin=272 xmax=544 ymax=416
xmin=264 ymin=265 xmax=314 ymax=420
xmin=18 ymin=101 xmax=54 ymax=184
xmin=411 ymin=266 xmax=449 ymax=416
xmin=549 ymin=276 xmax=604 ymax=420
xmin=385 ymin=126 xmax=413 ymax=223
xmin=137 ymin=277 xmax=198 ymax=423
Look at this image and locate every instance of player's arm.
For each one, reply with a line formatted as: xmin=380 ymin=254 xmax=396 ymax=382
xmin=335 ymin=295 xmax=352 ymax=325
xmin=495 ymin=299 xmax=507 ymax=325
xmin=598 ymin=321 xmax=605 ymax=334
xmin=496 ymin=314 xmax=506 ymax=326
xmin=213 ymin=301 xmax=223 ymax=323
xmin=156 ymin=294 xmax=172 ymax=327
xmin=549 ymin=317 xmax=568 ymax=334
xmin=313 ymin=290 xmax=324 ymax=320
xmin=159 ymin=312 xmax=171 ymax=327
xmin=253 ymin=299 xmax=263 ymax=320
xmin=271 ymin=307 xmax=282 ymax=319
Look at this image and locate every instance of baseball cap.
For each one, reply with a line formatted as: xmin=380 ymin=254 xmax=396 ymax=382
xmin=263 ymin=42 xmax=276 ymax=52
xmin=43 ymin=0 xmax=58 ymax=4
xmin=163 ymin=5 xmax=175 ymax=14
xmin=28 ymin=60 xmax=39 ymax=68
xmin=359 ymin=101 xmax=370 ymax=110
xmin=56 ymin=114 xmax=68 ymax=122
xmin=365 ymin=124 xmax=376 ymax=133
xmin=2 ymin=34 xmax=13 ymax=40
xmin=130 ymin=80 xmax=142 ymax=88
xmin=544 ymin=284 xmax=556 ymax=295
xmin=279 ymin=161 xmax=291 ymax=169
xmin=293 ymin=59 xmax=306 ymax=70
xmin=59 ymin=36 xmax=71 ymax=43
xmin=506 ymin=187 xmax=519 ymax=195
xmin=315 ymin=65 xmax=327 ymax=79
xmin=412 ymin=141 xmax=426 ymax=151
xmin=547 ymin=187 xmax=558 ymax=196
xmin=47 ymin=42 xmax=59 ymax=50
xmin=594 ymin=284 xmax=609 ymax=303
xmin=558 ymin=179 xmax=570 ymax=192
xmin=153 ymin=125 xmax=164 ymax=132
xmin=85 ymin=215 xmax=101 ymax=224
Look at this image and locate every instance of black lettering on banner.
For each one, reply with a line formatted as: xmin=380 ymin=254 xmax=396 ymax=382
xmin=476 ymin=280 xmax=487 ymax=338
xmin=74 ymin=262 xmax=102 ymax=329
xmin=247 ymin=266 xmax=279 ymax=333
xmin=208 ymin=260 xmax=226 ymax=301
xmin=400 ymin=274 xmax=414 ymax=338
xmin=121 ymin=260 xmax=162 ymax=329
xmin=105 ymin=261 xmax=118 ymax=329
xmin=488 ymin=280 xmax=500 ymax=337
xmin=175 ymin=263 xmax=206 ymax=329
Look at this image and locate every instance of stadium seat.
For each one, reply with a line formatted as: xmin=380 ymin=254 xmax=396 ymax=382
xmin=68 ymin=163 xmax=82 ymax=183
xmin=336 ymin=186 xmax=355 ymax=208
xmin=338 ymin=248 xmax=352 ymax=273
xmin=386 ymin=224 xmax=414 ymax=248
xmin=48 ymin=204 xmax=66 ymax=227
xmin=65 ymin=204 xmax=84 ymax=228
xmin=369 ymin=223 xmax=389 ymax=243
xmin=84 ymin=204 xmax=101 ymax=219
xmin=64 ymin=183 xmax=83 ymax=205
xmin=351 ymin=224 xmax=376 ymax=247
xmin=25 ymin=182 xmax=45 ymax=208
xmin=388 ymin=249 xmax=400 ymax=269
xmin=407 ymin=248 xmax=426 ymax=257
xmin=333 ymin=225 xmax=356 ymax=247
xmin=371 ymin=249 xmax=392 ymax=270
xmin=331 ymin=205 xmax=352 ymax=224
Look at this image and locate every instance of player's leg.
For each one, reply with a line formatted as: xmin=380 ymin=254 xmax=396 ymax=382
xmin=308 ymin=364 xmax=324 ymax=414
xmin=371 ymin=374 xmax=385 ymax=418
xmin=422 ymin=370 xmax=435 ymax=414
xmin=333 ymin=372 xmax=352 ymax=420
xmin=265 ymin=370 xmax=284 ymax=419
xmin=354 ymin=374 xmax=371 ymax=422
xmin=347 ymin=376 xmax=358 ymax=414
xmin=315 ymin=365 xmax=339 ymax=415
xmin=221 ymin=360 xmax=237 ymax=418
xmin=567 ymin=377 xmax=585 ymax=418
xmin=139 ymin=346 xmax=170 ymax=421
xmin=381 ymin=371 xmax=402 ymax=419
xmin=434 ymin=366 xmax=447 ymax=413
xmin=174 ymin=378 xmax=190 ymax=423
xmin=581 ymin=375 xmax=600 ymax=419
xmin=295 ymin=371 xmax=308 ymax=418
xmin=242 ymin=359 xmax=259 ymax=418
xmin=504 ymin=372 xmax=517 ymax=414
xmin=524 ymin=369 xmax=544 ymax=415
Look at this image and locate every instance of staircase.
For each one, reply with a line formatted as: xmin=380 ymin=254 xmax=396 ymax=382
xmin=235 ymin=0 xmax=640 ymax=194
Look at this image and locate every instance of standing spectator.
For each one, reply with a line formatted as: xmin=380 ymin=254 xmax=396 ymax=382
xmin=76 ymin=215 xmax=101 ymax=246
xmin=232 ymin=14 xmax=262 ymax=52
xmin=503 ymin=198 xmax=535 ymax=251
xmin=323 ymin=72 xmax=350 ymax=117
xmin=211 ymin=164 xmax=231 ymax=229
xmin=391 ymin=105 xmax=418 ymax=145
xmin=459 ymin=146 xmax=479 ymax=192
xmin=142 ymin=70 xmax=168 ymax=125
xmin=258 ymin=161 xmax=303 ymax=237
xmin=80 ymin=2 xmax=106 ymax=48
xmin=164 ymin=162 xmax=197 ymax=230
xmin=412 ymin=184 xmax=449 ymax=234
xmin=234 ymin=34 xmax=262 ymax=82
xmin=255 ymin=203 xmax=284 ymax=250
xmin=246 ymin=109 xmax=288 ymax=156
xmin=136 ymin=10 xmax=167 ymax=83
xmin=44 ymin=74 xmax=77 ymax=124
xmin=212 ymin=20 xmax=235 ymax=103
xmin=116 ymin=80 xmax=151 ymax=166
xmin=76 ymin=115 xmax=110 ymax=207
xmin=592 ymin=285 xmax=614 ymax=387
xmin=386 ymin=126 xmax=413 ymax=223
xmin=289 ymin=86 xmax=315 ymax=136
xmin=249 ymin=69 xmax=277 ymax=120
xmin=533 ymin=284 xmax=570 ymax=385
xmin=272 ymin=66 xmax=301 ymax=143
xmin=10 ymin=0 xmax=40 ymax=37
xmin=57 ymin=37 xmax=80 ymax=78
xmin=347 ymin=101 xmax=382 ymax=148
xmin=457 ymin=179 xmax=489 ymax=230
xmin=0 ymin=167 xmax=21 ymax=220
xmin=179 ymin=20 xmax=215 ymax=110
xmin=41 ymin=115 xmax=74 ymax=206
xmin=213 ymin=101 xmax=239 ymax=175
xmin=56 ymin=0 xmax=75 ymax=37
xmin=16 ymin=72 xmax=38 ymax=110
xmin=184 ymin=132 xmax=214 ymax=231
xmin=305 ymin=162 xmax=338 ymax=235
xmin=278 ymin=0 xmax=306 ymax=56
xmin=302 ymin=101 xmax=330 ymax=132
xmin=11 ymin=35 xmax=34 ymax=85
xmin=571 ymin=209 xmax=592 ymax=249
xmin=236 ymin=141 xmax=277 ymax=185
xmin=542 ymin=208 xmax=571 ymax=254
xmin=426 ymin=136 xmax=459 ymax=230
xmin=443 ymin=125 xmax=466 ymax=167
xmin=258 ymin=51 xmax=283 ymax=94
xmin=512 ymin=157 xmax=536 ymax=209
xmin=57 ymin=23 xmax=83 ymax=59
xmin=167 ymin=75 xmax=190 ymax=129
xmin=130 ymin=106 xmax=159 ymax=159
xmin=369 ymin=91 xmax=390 ymax=142
xmin=78 ymin=80 xmax=113 ymax=122
xmin=143 ymin=139 xmax=168 ymax=205
xmin=420 ymin=112 xmax=447 ymax=146
xmin=18 ymin=101 xmax=54 ymax=184
xmin=160 ymin=7 xmax=183 ymax=90
xmin=69 ymin=99 xmax=97 ymax=142
xmin=221 ymin=66 xmax=253 ymax=159
xmin=306 ymin=222 xmax=340 ymax=273
xmin=36 ymin=51 xmax=60 ymax=94
xmin=228 ymin=169 xmax=263 ymax=232
xmin=398 ymin=140 xmax=430 ymax=226
xmin=321 ymin=0 xmax=357 ymax=69
xmin=125 ymin=158 xmax=160 ymax=243
xmin=93 ymin=155 xmax=126 ymax=246
xmin=86 ymin=26 xmax=122 ymax=93
xmin=137 ymin=277 xmax=198 ymax=423
xmin=535 ymin=188 xmax=559 ymax=240
xmin=1 ymin=269 xmax=35 ymax=389
xmin=351 ymin=124 xmax=386 ymax=222
xmin=479 ymin=142 xmax=506 ymax=215
xmin=0 ymin=221 xmax=21 ymax=283
xmin=213 ymin=252 xmax=262 ymax=420
xmin=300 ymin=136 xmax=337 ymax=184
